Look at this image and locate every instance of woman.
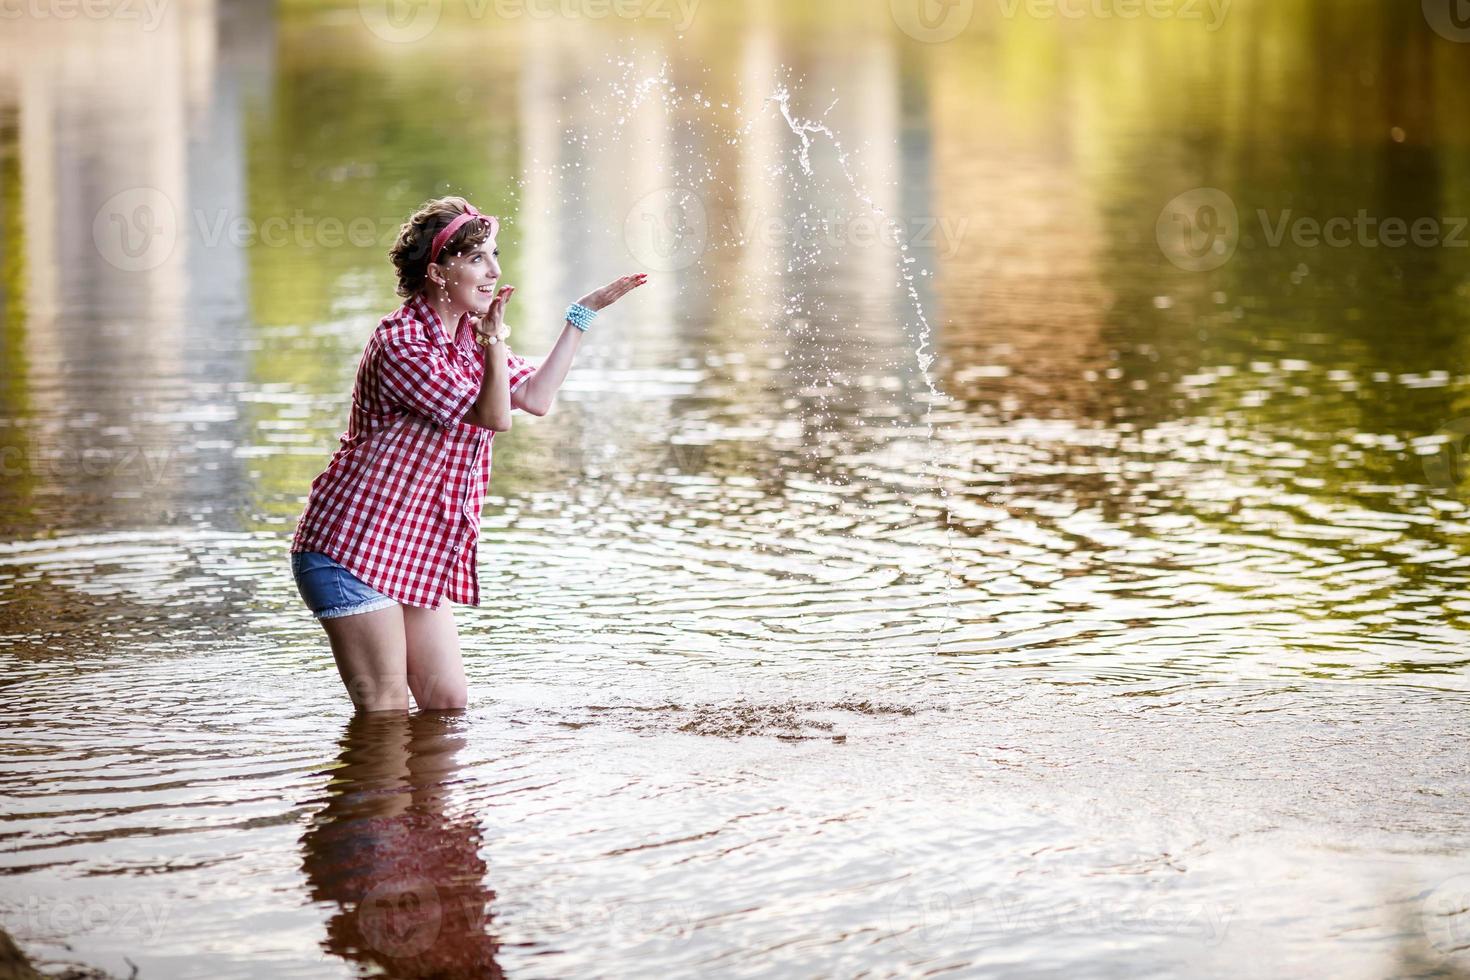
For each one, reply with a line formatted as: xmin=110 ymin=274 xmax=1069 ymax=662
xmin=289 ymin=196 xmax=646 ymax=713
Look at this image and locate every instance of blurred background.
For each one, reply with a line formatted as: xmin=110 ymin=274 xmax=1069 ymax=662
xmin=2 ymin=1 xmax=1470 ymax=977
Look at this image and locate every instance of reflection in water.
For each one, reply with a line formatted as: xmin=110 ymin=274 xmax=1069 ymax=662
xmin=0 ymin=0 xmax=270 ymax=539
xmin=300 ymin=712 xmax=502 ymax=979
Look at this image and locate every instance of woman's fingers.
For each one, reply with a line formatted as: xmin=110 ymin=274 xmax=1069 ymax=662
xmin=604 ymin=274 xmax=647 ymax=306
xmin=576 ymin=275 xmax=647 ymax=314
xmin=485 ymin=285 xmax=515 ymax=325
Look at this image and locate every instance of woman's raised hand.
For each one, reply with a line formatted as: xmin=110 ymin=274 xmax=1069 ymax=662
xmin=475 ymin=285 xmax=514 ymax=346
xmin=576 ymin=274 xmax=648 ymax=313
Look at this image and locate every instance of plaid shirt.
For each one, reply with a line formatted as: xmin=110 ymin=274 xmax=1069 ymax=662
xmin=290 ymin=293 xmax=536 ymax=608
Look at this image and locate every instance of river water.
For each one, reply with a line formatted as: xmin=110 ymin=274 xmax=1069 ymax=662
xmin=2 ymin=1 xmax=1470 ymax=977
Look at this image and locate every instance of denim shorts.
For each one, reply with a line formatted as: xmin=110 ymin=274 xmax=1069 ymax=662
xmin=290 ymin=551 xmax=399 ymax=620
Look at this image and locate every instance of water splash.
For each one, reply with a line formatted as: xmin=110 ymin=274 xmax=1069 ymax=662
xmin=551 ymin=63 xmax=965 ymax=652
xmin=761 ymin=86 xmax=937 ymax=379
xmin=759 ymin=84 xmax=960 ymax=654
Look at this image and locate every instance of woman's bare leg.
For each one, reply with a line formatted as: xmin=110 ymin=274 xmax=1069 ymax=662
xmin=319 ymin=605 xmax=410 ymax=712
xmin=402 ymin=602 xmax=469 ymax=710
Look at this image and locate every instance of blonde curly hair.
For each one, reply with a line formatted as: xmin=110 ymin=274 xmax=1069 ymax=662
xmin=388 ymin=196 xmax=496 ymax=298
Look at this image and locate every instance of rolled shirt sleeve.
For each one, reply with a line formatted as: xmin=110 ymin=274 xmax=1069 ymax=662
xmin=378 ymin=335 xmax=480 ymax=429
xmin=507 ymin=348 xmax=538 ymax=397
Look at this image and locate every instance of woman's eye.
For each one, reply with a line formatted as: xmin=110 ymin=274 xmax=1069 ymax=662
xmin=492 ymin=250 xmax=500 ymax=257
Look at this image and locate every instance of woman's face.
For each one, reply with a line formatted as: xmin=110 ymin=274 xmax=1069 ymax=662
xmin=432 ymin=239 xmax=501 ymax=317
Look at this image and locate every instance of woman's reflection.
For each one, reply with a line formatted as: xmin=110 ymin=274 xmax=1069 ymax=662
xmin=300 ymin=711 xmax=503 ymax=978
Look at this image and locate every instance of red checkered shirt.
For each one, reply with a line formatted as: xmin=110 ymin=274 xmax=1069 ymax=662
xmin=290 ymin=293 xmax=536 ymax=609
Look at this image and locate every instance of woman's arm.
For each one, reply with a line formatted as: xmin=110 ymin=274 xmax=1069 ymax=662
xmin=512 ymin=275 xmax=647 ymax=418
xmin=512 ymin=323 xmax=581 ymax=417
xmin=468 ymin=338 xmax=512 ymax=430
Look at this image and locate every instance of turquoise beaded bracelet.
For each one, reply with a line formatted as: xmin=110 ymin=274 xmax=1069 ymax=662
xmin=566 ymin=303 xmax=599 ymax=332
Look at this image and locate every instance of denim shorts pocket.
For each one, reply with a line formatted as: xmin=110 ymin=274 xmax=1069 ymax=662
xmin=292 ymin=551 xmax=349 ymax=613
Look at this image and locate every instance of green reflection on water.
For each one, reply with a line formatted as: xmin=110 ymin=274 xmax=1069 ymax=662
xmin=0 ymin=107 xmax=36 ymax=533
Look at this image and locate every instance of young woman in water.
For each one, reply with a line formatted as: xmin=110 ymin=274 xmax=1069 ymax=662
xmin=289 ymin=196 xmax=646 ymax=713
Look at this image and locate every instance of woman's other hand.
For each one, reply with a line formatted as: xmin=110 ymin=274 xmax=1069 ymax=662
xmin=576 ymin=274 xmax=648 ymax=312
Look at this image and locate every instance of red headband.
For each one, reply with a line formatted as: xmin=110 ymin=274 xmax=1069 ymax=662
xmin=429 ymin=205 xmax=498 ymax=264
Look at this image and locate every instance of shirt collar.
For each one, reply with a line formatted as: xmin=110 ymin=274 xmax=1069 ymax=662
xmin=407 ymin=292 xmax=472 ymax=348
